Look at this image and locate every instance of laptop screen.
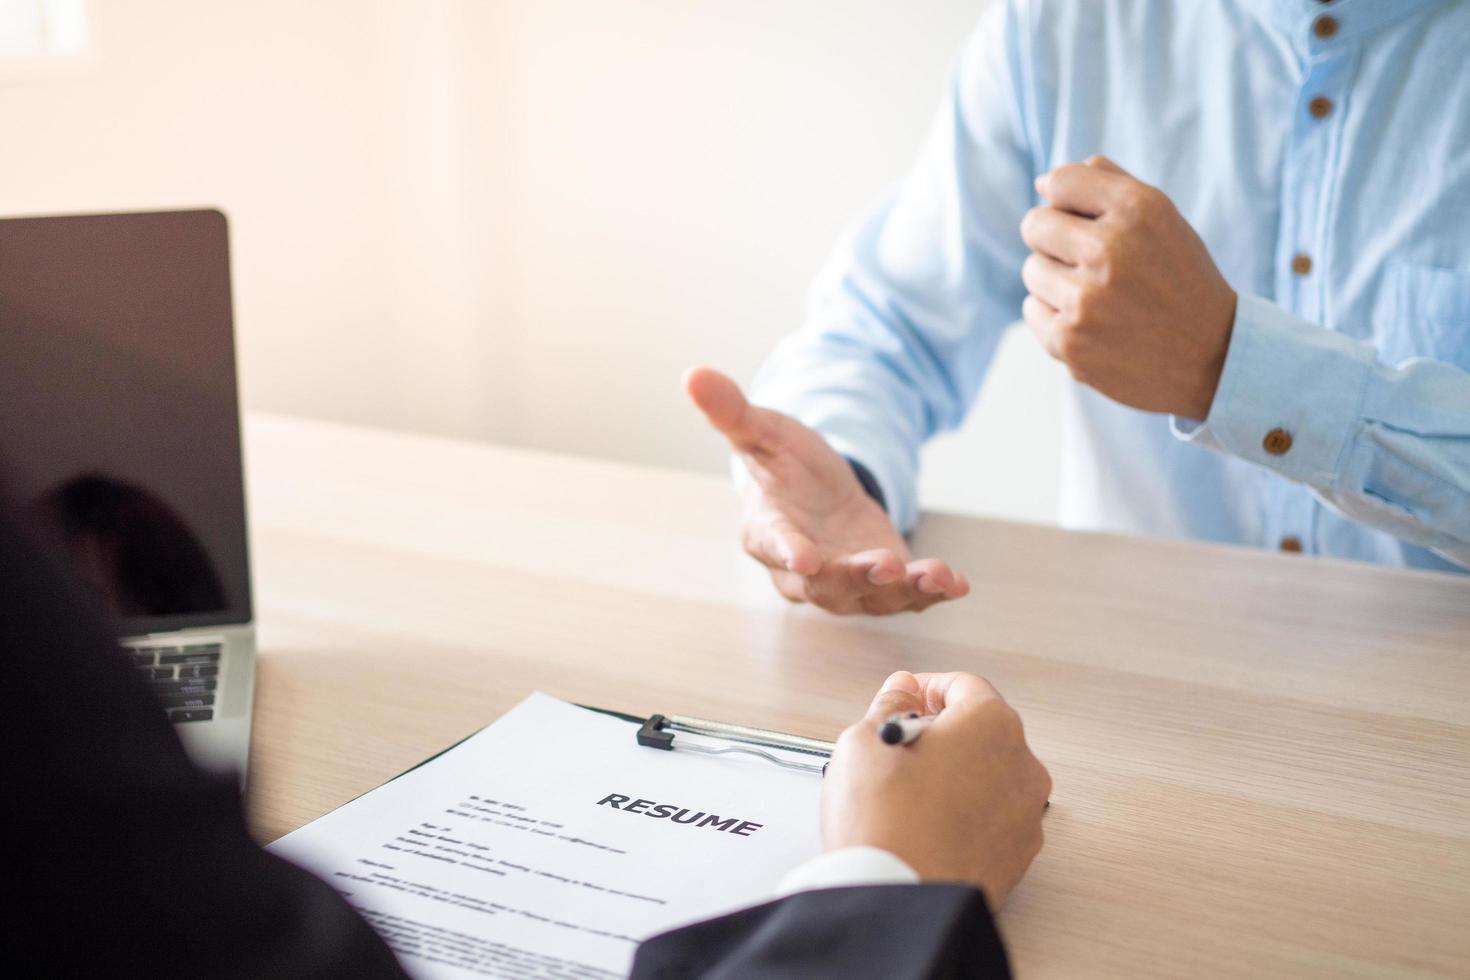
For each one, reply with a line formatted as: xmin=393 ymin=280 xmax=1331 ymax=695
xmin=0 ymin=210 xmax=253 ymax=636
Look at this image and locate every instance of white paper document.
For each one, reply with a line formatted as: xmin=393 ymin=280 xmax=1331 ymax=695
xmin=269 ymin=693 xmax=824 ymax=978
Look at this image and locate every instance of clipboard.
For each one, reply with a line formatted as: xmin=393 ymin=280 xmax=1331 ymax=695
xmin=386 ymin=701 xmax=837 ymax=791
xmin=579 ymin=705 xmax=835 ymax=776
xmin=580 ymin=705 xmax=1047 ymax=808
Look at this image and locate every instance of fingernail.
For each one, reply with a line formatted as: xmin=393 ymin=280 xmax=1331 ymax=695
xmin=1034 ymin=174 xmax=1046 ymax=195
xmin=881 ymin=671 xmax=919 ymax=694
xmin=916 ymin=574 xmax=941 ymax=594
xmin=867 ymin=564 xmax=898 ymax=586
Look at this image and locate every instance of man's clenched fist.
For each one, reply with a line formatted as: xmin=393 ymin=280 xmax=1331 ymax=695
xmin=1019 ymin=156 xmax=1238 ymax=420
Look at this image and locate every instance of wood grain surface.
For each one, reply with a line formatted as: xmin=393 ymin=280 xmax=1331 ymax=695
xmin=242 ymin=413 xmax=1470 ymax=978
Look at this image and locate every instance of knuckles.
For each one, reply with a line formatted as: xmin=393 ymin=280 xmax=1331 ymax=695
xmin=1050 ymin=163 xmax=1091 ymax=189
xmin=1116 ymin=182 xmax=1174 ymax=231
xmin=1076 ymin=233 xmax=1109 ymax=269
xmin=1051 ymin=327 xmax=1083 ymax=367
xmin=1035 ymin=762 xmax=1054 ymax=802
xmin=1043 ymin=284 xmax=1110 ymax=372
xmin=1020 ymin=252 xmax=1046 ymax=289
xmin=1075 ymin=287 xmax=1109 ymax=332
xmin=1086 ymin=247 xmax=1117 ymax=286
xmin=990 ymin=701 xmax=1026 ymax=743
xmin=1116 ymin=182 xmax=1159 ymax=220
xmin=1019 ymin=206 xmax=1046 ymax=245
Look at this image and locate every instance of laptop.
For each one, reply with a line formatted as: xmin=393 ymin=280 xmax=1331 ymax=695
xmin=0 ymin=209 xmax=257 ymax=781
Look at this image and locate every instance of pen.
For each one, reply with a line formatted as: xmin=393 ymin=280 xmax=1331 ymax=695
xmin=879 ymin=711 xmax=934 ymax=745
xmin=880 ymin=709 xmax=1053 ymax=811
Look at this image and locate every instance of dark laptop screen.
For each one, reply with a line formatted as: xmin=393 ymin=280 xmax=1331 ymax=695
xmin=0 ymin=210 xmax=252 ymax=635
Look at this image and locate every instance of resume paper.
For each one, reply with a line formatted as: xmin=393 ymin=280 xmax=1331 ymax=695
xmin=269 ymin=693 xmax=824 ymax=978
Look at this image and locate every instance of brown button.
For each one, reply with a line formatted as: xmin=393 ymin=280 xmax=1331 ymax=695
xmin=1291 ymin=253 xmax=1313 ymax=276
xmin=1313 ymin=15 xmax=1338 ymax=39
xmin=1263 ymin=428 xmax=1294 ymax=455
xmin=1308 ymin=96 xmax=1333 ymax=119
xmin=1279 ymin=536 xmax=1304 ymax=553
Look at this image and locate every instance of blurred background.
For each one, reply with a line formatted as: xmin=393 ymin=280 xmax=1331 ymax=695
xmin=0 ymin=0 xmax=1062 ymax=525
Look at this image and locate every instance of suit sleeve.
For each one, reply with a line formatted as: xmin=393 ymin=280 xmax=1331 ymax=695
xmin=0 ymin=501 xmax=409 ymax=979
xmin=630 ymin=884 xmax=1011 ymax=980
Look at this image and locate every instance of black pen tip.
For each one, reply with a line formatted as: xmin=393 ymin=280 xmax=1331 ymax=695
xmin=879 ymin=722 xmax=903 ymax=744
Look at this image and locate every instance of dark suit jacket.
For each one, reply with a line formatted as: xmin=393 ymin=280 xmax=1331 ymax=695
xmin=631 ymin=885 xmax=1010 ymax=979
xmin=1 ymin=502 xmax=1010 ymax=978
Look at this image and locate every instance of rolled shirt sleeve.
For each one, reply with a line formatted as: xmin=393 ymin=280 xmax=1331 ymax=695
xmin=1174 ymin=293 xmax=1470 ymax=566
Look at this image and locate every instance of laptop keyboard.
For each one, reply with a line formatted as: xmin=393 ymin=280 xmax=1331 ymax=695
xmin=126 ymin=642 xmax=222 ymax=723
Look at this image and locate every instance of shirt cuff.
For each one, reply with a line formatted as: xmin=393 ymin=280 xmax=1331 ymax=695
xmin=1171 ymin=293 xmax=1375 ymax=487
xmin=776 ymin=846 xmax=920 ymax=896
xmin=818 ymin=431 xmax=917 ymax=534
xmin=846 ymin=458 xmax=888 ymax=512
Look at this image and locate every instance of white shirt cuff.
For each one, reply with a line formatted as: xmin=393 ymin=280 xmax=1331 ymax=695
xmin=777 ymin=846 xmax=920 ymax=896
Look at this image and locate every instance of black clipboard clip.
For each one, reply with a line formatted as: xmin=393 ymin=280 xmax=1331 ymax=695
xmin=635 ymin=713 xmax=835 ymax=776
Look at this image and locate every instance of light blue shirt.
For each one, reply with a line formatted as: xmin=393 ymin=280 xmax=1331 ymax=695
xmin=752 ymin=0 xmax=1470 ymax=572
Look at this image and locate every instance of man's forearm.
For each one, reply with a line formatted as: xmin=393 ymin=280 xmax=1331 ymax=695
xmin=1173 ymin=294 xmax=1470 ymax=565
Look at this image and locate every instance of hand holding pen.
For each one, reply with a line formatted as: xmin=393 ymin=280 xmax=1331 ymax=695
xmin=819 ymin=670 xmax=1052 ymax=908
xmin=879 ymin=706 xmax=1050 ymax=812
xmin=879 ymin=711 xmax=935 ymax=745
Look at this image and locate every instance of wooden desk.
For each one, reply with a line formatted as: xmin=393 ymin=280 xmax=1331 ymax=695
xmin=243 ymin=413 xmax=1470 ymax=978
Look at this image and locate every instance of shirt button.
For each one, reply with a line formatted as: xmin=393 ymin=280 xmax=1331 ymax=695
xmin=1291 ymin=253 xmax=1313 ymax=276
xmin=1279 ymin=536 xmax=1304 ymax=553
xmin=1313 ymin=15 xmax=1339 ymax=39
xmin=1263 ymin=428 xmax=1294 ymax=455
xmin=1308 ymin=96 xmax=1334 ymax=119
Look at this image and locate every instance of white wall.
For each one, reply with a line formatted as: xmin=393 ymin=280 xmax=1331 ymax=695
xmin=0 ymin=0 xmax=1061 ymax=525
xmin=0 ymin=0 xmax=511 ymax=441
xmin=479 ymin=0 xmax=1061 ymax=524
